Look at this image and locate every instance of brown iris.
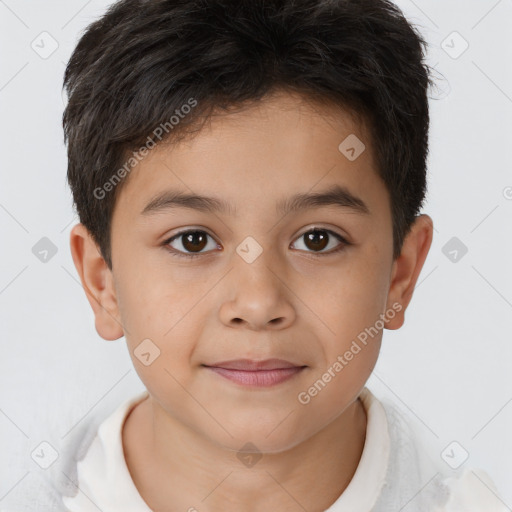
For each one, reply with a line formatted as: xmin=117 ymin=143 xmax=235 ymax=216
xmin=303 ymin=229 xmax=329 ymax=252
xmin=181 ymin=231 xmax=209 ymax=253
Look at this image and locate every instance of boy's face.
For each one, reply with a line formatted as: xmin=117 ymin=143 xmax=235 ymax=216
xmin=72 ymin=89 xmax=433 ymax=453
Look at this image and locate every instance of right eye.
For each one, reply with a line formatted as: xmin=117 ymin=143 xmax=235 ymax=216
xmin=163 ymin=229 xmax=220 ymax=259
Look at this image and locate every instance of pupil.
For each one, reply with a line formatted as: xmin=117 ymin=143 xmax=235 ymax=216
xmin=306 ymin=230 xmax=328 ymax=251
xmin=183 ymin=231 xmax=207 ymax=252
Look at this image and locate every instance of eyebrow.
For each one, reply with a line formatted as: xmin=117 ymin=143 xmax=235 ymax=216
xmin=140 ymin=184 xmax=371 ymax=217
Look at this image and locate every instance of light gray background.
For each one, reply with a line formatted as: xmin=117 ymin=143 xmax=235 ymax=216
xmin=1 ymin=0 xmax=511 ymax=508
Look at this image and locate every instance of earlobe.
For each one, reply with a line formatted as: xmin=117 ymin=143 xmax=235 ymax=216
xmin=69 ymin=223 xmax=124 ymax=341
xmin=384 ymin=214 xmax=434 ymax=330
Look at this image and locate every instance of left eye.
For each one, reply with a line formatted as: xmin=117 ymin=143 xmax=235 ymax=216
xmin=291 ymin=228 xmax=348 ymax=255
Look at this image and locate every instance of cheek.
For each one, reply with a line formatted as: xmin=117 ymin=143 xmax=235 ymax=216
xmin=122 ymin=294 xmax=199 ymax=395
xmin=314 ymin=264 xmax=388 ymax=335
xmin=115 ymin=269 xmax=195 ymax=365
xmin=310 ymin=250 xmax=389 ymax=363
xmin=116 ymin=254 xmax=181 ymax=327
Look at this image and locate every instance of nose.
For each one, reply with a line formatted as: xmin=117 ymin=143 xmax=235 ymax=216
xmin=218 ymin=250 xmax=296 ymax=331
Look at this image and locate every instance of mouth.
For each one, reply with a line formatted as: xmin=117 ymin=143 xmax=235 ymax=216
xmin=202 ymin=358 xmax=307 ymax=387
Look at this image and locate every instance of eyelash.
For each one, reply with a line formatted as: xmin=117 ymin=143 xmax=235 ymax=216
xmin=162 ymin=228 xmax=351 ymax=259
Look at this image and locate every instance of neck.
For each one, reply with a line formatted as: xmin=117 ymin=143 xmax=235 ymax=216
xmin=123 ymin=394 xmax=367 ymax=512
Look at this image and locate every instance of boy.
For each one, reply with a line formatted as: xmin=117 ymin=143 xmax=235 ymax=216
xmin=52 ymin=0 xmax=506 ymax=510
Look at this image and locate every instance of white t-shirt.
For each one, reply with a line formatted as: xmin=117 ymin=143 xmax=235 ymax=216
xmin=58 ymin=387 xmax=508 ymax=512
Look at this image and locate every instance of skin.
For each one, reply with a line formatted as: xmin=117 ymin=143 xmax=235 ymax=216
xmin=70 ymin=89 xmax=433 ymax=512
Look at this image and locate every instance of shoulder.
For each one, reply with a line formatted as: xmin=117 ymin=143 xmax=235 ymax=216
xmin=370 ymin=391 xmax=507 ymax=511
xmin=0 ymin=401 xmax=101 ymax=511
xmin=434 ymin=468 xmax=510 ymax=512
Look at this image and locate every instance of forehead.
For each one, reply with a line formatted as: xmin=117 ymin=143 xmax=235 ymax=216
xmin=113 ymin=90 xmax=385 ymax=221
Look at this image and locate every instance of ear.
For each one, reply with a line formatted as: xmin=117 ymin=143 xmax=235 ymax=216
xmin=69 ymin=223 xmax=124 ymax=341
xmin=385 ymin=214 xmax=434 ymax=330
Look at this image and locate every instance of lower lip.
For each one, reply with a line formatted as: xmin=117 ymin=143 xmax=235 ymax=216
xmin=205 ymin=366 xmax=305 ymax=387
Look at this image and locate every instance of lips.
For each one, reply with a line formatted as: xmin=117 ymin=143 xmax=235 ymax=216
xmin=203 ymin=359 xmax=307 ymax=387
xmin=204 ymin=358 xmax=303 ymax=371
